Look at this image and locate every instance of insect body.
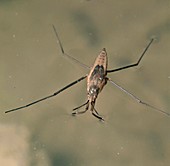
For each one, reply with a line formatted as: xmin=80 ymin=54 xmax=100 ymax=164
xmin=4 ymin=25 xmax=170 ymax=120
xmin=88 ymin=48 xmax=108 ymax=102
xmin=72 ymin=48 xmax=108 ymax=120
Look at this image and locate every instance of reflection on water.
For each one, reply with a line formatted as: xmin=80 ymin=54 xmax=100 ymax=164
xmin=0 ymin=124 xmax=30 ymax=166
xmin=1 ymin=0 xmax=170 ymax=166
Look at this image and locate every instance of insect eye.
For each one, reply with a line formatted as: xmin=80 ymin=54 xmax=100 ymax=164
xmin=89 ymin=88 xmax=94 ymax=94
xmin=89 ymin=87 xmax=99 ymax=95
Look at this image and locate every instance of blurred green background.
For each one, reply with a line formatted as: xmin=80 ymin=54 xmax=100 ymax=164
xmin=0 ymin=0 xmax=170 ymax=166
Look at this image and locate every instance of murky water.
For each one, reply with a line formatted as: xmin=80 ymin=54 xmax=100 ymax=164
xmin=0 ymin=0 xmax=170 ymax=166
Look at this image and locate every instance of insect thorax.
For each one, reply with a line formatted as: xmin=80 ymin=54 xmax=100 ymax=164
xmin=87 ymin=65 xmax=107 ymax=102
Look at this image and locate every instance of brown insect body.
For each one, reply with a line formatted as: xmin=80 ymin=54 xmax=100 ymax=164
xmin=86 ymin=48 xmax=108 ymax=115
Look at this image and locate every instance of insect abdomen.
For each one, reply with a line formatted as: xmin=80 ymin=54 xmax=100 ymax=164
xmin=94 ymin=48 xmax=108 ymax=73
xmin=87 ymin=48 xmax=108 ymax=102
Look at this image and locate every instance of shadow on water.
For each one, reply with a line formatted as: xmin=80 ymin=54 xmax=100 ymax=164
xmin=51 ymin=152 xmax=78 ymax=166
xmin=0 ymin=0 xmax=16 ymax=5
xmin=147 ymin=18 xmax=170 ymax=41
xmin=71 ymin=10 xmax=101 ymax=47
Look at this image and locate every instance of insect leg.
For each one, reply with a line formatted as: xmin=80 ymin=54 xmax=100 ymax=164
xmin=4 ymin=75 xmax=87 ymax=114
xmin=92 ymin=111 xmax=104 ymax=121
xmin=91 ymin=102 xmax=104 ymax=121
xmin=52 ymin=25 xmax=90 ymax=69
xmin=108 ymin=78 xmax=170 ymax=116
xmin=72 ymin=100 xmax=89 ymax=111
xmin=72 ymin=100 xmax=89 ymax=115
xmin=107 ymin=38 xmax=154 ymax=73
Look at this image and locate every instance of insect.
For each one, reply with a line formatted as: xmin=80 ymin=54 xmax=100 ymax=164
xmin=4 ymin=25 xmax=170 ymax=121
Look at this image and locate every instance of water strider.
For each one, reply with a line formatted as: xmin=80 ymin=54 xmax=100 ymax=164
xmin=4 ymin=25 xmax=170 ymax=121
